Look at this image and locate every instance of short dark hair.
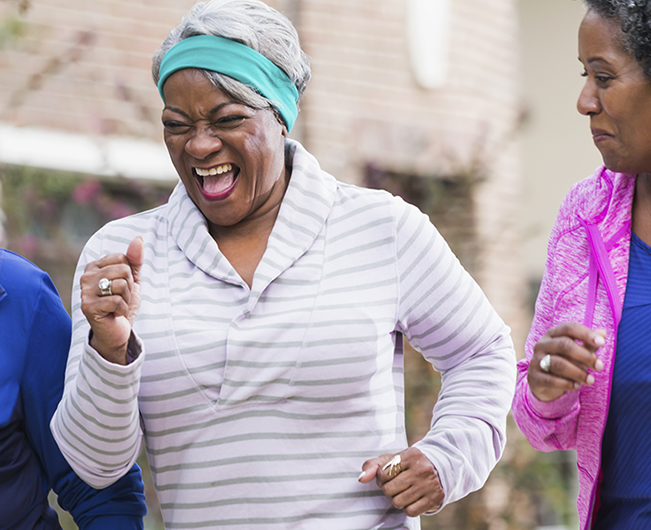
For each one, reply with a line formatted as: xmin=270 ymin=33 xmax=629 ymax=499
xmin=583 ymin=0 xmax=651 ymax=77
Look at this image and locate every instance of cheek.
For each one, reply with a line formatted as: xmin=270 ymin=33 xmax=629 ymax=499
xmin=243 ymin=131 xmax=284 ymax=174
xmin=164 ymin=136 xmax=184 ymax=162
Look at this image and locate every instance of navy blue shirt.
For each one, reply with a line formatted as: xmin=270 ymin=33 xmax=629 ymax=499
xmin=595 ymin=233 xmax=651 ymax=529
xmin=0 ymin=249 xmax=146 ymax=529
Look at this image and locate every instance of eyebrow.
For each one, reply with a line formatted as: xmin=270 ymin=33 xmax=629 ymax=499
xmin=578 ymin=55 xmax=615 ymax=70
xmin=163 ymin=101 xmax=242 ymax=117
xmin=587 ymin=57 xmax=611 ymax=65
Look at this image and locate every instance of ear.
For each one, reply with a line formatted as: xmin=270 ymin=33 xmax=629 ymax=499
xmin=269 ymin=106 xmax=288 ymax=136
xmin=273 ymin=109 xmax=288 ymax=136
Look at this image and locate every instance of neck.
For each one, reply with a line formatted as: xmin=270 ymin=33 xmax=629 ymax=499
xmin=210 ymin=166 xmax=289 ymax=241
xmin=209 ymin=166 xmax=289 ymax=288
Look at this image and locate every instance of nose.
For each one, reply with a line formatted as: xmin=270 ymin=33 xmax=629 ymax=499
xmin=185 ymin=124 xmax=222 ymax=160
xmin=577 ymin=80 xmax=601 ymax=116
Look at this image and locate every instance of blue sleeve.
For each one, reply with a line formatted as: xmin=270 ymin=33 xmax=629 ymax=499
xmin=20 ymin=271 xmax=147 ymax=529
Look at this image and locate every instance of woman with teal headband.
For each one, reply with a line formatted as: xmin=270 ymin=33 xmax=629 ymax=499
xmin=52 ymin=0 xmax=516 ymax=528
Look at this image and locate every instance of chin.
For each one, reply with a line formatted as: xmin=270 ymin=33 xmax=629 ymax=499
xmin=600 ymin=154 xmax=627 ymax=175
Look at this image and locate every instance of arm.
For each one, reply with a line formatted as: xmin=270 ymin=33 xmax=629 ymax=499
xmin=359 ymin=199 xmax=516 ymax=512
xmin=22 ymin=270 xmax=145 ymax=528
xmin=391 ymin=201 xmax=516 ymax=510
xmin=51 ymin=233 xmax=145 ymax=489
xmin=511 ymin=188 xmax=603 ymax=452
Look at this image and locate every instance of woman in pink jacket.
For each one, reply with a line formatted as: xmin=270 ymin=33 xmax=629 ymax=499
xmin=512 ymin=1 xmax=651 ymax=529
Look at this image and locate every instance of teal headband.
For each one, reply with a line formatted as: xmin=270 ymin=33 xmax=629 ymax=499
xmin=158 ymin=34 xmax=299 ymax=131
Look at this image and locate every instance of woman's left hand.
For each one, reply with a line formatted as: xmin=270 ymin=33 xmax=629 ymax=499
xmin=359 ymin=447 xmax=444 ymax=516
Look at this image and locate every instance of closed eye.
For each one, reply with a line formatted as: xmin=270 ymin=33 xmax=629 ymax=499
xmin=216 ymin=115 xmax=247 ymax=126
xmin=163 ymin=121 xmax=191 ymax=132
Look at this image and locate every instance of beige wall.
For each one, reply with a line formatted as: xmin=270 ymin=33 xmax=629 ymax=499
xmin=296 ymin=0 xmax=528 ymax=347
xmin=0 ymin=0 xmax=196 ymax=138
xmin=0 ymin=0 xmax=530 ymax=347
xmin=519 ymin=0 xmax=603 ymax=280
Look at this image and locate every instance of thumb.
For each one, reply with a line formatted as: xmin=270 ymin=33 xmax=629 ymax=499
xmin=126 ymin=236 xmax=144 ymax=283
xmin=358 ymin=458 xmax=382 ymax=483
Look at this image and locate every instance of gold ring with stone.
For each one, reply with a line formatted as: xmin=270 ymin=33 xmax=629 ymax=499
xmin=382 ymin=454 xmax=402 ymax=478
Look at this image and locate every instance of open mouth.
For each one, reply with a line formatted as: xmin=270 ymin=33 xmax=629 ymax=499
xmin=193 ymin=163 xmax=240 ymax=200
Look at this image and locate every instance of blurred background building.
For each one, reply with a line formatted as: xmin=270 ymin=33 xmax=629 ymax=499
xmin=0 ymin=0 xmax=603 ymax=528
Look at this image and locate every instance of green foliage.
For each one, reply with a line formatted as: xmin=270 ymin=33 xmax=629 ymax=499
xmin=0 ymin=15 xmax=25 ymax=47
xmin=0 ymin=0 xmax=29 ymax=49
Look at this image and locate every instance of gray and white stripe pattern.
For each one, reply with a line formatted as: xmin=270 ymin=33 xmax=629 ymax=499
xmin=52 ymin=140 xmax=516 ymax=529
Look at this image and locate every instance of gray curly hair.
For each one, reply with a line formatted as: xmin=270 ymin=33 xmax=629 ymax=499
xmin=583 ymin=0 xmax=651 ymax=77
xmin=152 ymin=0 xmax=311 ymax=115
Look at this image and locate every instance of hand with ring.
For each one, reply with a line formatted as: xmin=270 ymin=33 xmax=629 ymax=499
xmin=382 ymin=454 xmax=402 ymax=478
xmin=528 ymin=322 xmax=606 ymax=402
xmin=79 ymin=237 xmax=144 ymax=365
xmin=98 ymin=277 xmax=113 ymax=296
xmin=358 ymin=447 xmax=444 ymax=517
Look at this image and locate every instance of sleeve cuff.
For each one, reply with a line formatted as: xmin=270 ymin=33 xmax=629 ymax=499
xmin=410 ymin=444 xmax=447 ymax=514
xmin=85 ymin=332 xmax=145 ymax=375
xmin=125 ymin=333 xmax=142 ymax=364
xmin=525 ymin=384 xmax=580 ymax=419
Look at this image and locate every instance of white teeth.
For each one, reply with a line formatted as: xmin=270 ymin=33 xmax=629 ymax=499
xmin=195 ymin=164 xmax=232 ymax=177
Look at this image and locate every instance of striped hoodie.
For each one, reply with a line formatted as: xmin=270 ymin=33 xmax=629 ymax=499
xmin=52 ymin=139 xmax=516 ymax=529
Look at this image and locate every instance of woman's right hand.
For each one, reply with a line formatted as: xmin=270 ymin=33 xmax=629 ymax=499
xmin=79 ymin=237 xmax=143 ymax=365
xmin=528 ymin=322 xmax=606 ymax=402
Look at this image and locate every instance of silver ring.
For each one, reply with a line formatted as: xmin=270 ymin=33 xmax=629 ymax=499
xmin=540 ymin=354 xmax=552 ymax=373
xmin=382 ymin=454 xmax=402 ymax=478
xmin=98 ymin=277 xmax=113 ymax=296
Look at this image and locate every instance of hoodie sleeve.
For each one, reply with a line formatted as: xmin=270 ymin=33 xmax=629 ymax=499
xmin=50 ymin=228 xmax=145 ymax=491
xmin=394 ymin=198 xmax=517 ymax=510
xmin=511 ymin=183 xmax=586 ymax=452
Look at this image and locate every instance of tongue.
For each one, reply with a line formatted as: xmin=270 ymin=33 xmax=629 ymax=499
xmin=203 ymin=174 xmax=234 ymax=195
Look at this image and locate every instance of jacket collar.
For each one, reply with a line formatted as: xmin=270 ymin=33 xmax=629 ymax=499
xmin=579 ymin=166 xmax=636 ymax=228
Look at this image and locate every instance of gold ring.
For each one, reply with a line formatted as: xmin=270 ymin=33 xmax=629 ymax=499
xmin=382 ymin=454 xmax=402 ymax=478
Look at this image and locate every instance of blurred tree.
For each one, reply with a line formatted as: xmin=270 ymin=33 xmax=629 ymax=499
xmin=365 ymin=165 xmax=578 ymax=530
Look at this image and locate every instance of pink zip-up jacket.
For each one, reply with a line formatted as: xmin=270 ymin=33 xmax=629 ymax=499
xmin=512 ymin=166 xmax=636 ymax=530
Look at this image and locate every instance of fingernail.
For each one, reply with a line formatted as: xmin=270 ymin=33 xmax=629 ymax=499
xmin=595 ymin=359 xmax=604 ymax=371
xmin=358 ymin=471 xmax=366 ymax=481
xmin=586 ymin=374 xmax=595 ymax=385
xmin=594 ymin=335 xmax=605 ymax=346
xmin=574 ymin=382 xmax=581 ymax=390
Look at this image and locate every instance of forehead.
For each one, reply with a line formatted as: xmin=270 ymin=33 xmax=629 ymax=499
xmin=162 ymin=68 xmax=232 ymax=109
xmin=579 ymin=9 xmax=628 ymax=57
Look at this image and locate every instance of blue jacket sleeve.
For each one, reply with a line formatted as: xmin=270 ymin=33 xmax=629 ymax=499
xmin=20 ymin=270 xmax=147 ymax=529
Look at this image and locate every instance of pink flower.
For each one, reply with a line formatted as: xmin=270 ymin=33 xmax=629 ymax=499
xmin=20 ymin=234 xmax=38 ymax=255
xmin=72 ymin=180 xmax=101 ymax=204
xmin=109 ymin=202 xmax=135 ymax=220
